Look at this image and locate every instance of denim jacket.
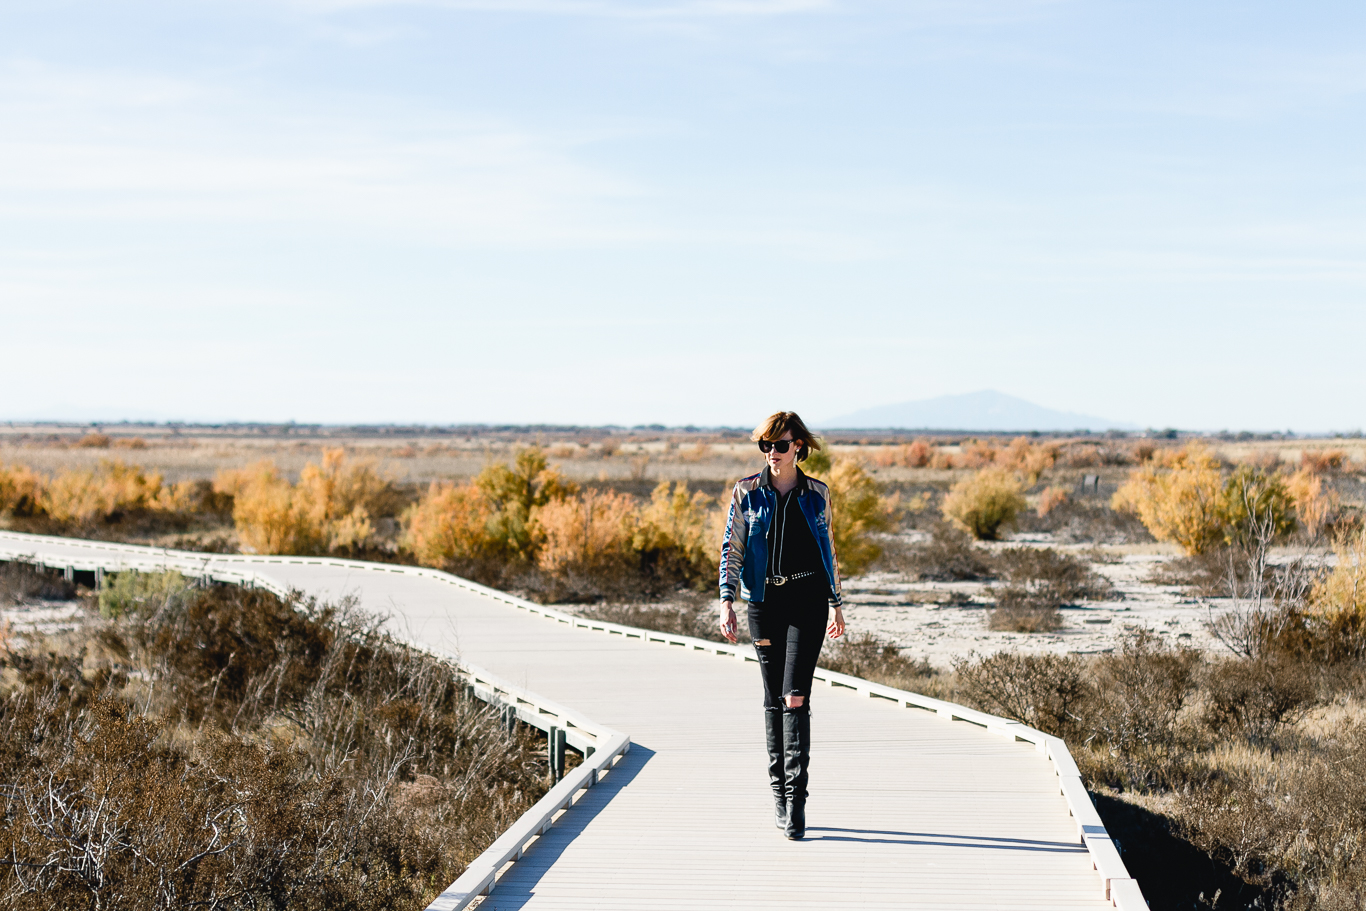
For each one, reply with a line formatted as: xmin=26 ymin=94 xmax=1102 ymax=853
xmin=719 ymin=467 xmax=843 ymax=607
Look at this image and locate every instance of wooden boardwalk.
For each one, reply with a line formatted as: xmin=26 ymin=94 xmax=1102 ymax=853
xmin=0 ymin=532 xmax=1147 ymax=910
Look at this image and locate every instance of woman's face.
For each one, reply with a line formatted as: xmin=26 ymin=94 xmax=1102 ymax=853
xmin=765 ymin=431 xmax=801 ymax=476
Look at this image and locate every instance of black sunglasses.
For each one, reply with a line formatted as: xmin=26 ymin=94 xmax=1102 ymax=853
xmin=758 ymin=439 xmax=801 ymax=454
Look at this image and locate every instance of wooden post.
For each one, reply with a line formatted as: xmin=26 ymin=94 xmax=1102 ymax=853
xmin=548 ymin=726 xmax=566 ymax=782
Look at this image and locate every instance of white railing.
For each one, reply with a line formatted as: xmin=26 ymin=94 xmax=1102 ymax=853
xmin=0 ymin=531 xmax=1147 ymax=910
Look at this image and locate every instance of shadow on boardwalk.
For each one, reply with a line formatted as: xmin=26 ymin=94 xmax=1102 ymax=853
xmin=806 ymin=828 xmax=1089 ymax=854
xmin=476 ymin=745 xmax=656 ymax=911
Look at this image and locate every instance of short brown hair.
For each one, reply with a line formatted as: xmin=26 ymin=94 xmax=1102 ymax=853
xmin=751 ymin=411 xmax=821 ymax=461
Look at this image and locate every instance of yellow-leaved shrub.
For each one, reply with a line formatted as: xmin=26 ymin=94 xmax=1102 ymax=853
xmin=807 ymin=459 xmax=897 ymax=575
xmin=1112 ymin=445 xmax=1225 ymax=555
xmin=1310 ymin=527 xmax=1366 ymax=625
xmin=632 ymin=481 xmax=720 ymax=586
xmin=531 ymin=489 xmax=637 ymax=580
xmin=400 ymin=481 xmax=499 ymax=568
xmin=0 ymin=463 xmax=44 ymax=517
xmin=217 ymin=449 xmax=394 ymax=555
xmin=40 ymin=460 xmax=192 ymax=525
xmin=1287 ymin=467 xmax=1340 ymax=539
xmin=941 ymin=468 xmax=1026 ymax=541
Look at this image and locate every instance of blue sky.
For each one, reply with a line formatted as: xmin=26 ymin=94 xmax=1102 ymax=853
xmin=1 ymin=0 xmax=1363 ymax=430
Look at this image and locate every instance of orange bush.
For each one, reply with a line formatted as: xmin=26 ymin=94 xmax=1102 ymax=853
xmin=1286 ymin=467 xmax=1339 ymax=539
xmin=218 ymin=450 xmax=392 ymax=555
xmin=929 ymin=449 xmax=958 ymax=470
xmin=1112 ymin=445 xmax=1225 ymax=554
xmin=999 ymin=437 xmax=1058 ymax=485
xmin=75 ymin=433 xmax=111 ymax=449
xmin=40 ymin=460 xmax=191 ymax=525
xmin=959 ymin=440 xmax=999 ymax=469
xmin=532 ymin=489 xmax=637 ymax=579
xmin=1036 ymin=486 xmax=1070 ymax=517
xmin=401 ymin=481 xmax=500 ymax=567
xmin=0 ymin=463 xmax=44 ymax=517
xmin=633 ymin=481 xmax=719 ymax=584
xmin=1302 ymin=449 xmax=1349 ymax=473
xmin=905 ymin=439 xmax=933 ymax=468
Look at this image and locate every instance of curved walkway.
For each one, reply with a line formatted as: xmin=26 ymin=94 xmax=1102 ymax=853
xmin=0 ymin=531 xmax=1147 ymax=910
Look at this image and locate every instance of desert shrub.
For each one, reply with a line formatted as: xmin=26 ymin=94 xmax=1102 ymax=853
xmin=1301 ymin=448 xmax=1349 ymax=473
xmin=97 ymin=569 xmax=191 ymax=619
xmin=821 ymin=631 xmax=933 ymax=685
xmin=953 ymin=651 xmax=1091 ymax=740
xmin=957 ymin=440 xmax=997 ymax=469
xmin=1016 ymin=497 xmax=1154 ymax=545
xmin=1112 ymin=444 xmax=1226 ymax=554
xmin=217 ymin=460 xmax=325 ymax=554
xmin=0 ymin=581 xmax=547 ymax=911
xmin=38 ymin=459 xmax=195 ymax=527
xmin=1286 ymin=467 xmax=1339 ymax=539
xmin=1089 ymin=629 xmax=1200 ymax=762
xmin=219 ymin=450 xmax=399 ymax=556
xmin=993 ymin=546 xmax=1116 ymax=603
xmin=0 ymin=463 xmax=43 ymax=518
xmin=531 ymin=488 xmax=637 ymax=591
xmin=941 ymin=467 xmax=1026 ymax=540
xmin=1219 ymin=465 xmax=1296 ymax=550
xmin=997 ymin=436 xmax=1057 ymax=484
xmin=906 ymin=439 xmax=932 ymax=468
xmin=1201 ymin=657 xmax=1319 ymax=744
xmin=474 ymin=447 xmax=578 ymax=561
xmin=880 ymin=522 xmax=994 ymax=581
xmin=1035 ymin=485 xmax=1069 ymax=517
xmin=985 ymin=592 xmax=1062 ymax=632
xmin=1175 ymin=722 xmax=1366 ymax=907
xmin=817 ymin=459 xmax=896 ymax=575
xmin=113 ymin=436 xmax=148 ymax=450
xmin=929 ymin=448 xmax=957 ymax=470
xmin=986 ymin=548 xmax=1113 ymax=634
xmin=74 ymin=432 xmax=111 ymax=448
xmin=632 ymin=481 xmax=721 ymax=589
xmin=0 ymin=562 xmax=77 ymax=606
xmin=801 ymin=446 xmax=832 ymax=476
xmin=1308 ymin=526 xmax=1366 ymax=630
xmin=400 ymin=481 xmax=502 ymax=572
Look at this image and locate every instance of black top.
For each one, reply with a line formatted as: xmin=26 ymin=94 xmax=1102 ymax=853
xmin=766 ymin=483 xmax=823 ymax=580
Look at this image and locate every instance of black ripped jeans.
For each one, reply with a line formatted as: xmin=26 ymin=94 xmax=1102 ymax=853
xmin=747 ymin=576 xmax=829 ymax=709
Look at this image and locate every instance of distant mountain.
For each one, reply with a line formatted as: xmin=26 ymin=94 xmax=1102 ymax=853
xmin=820 ymin=390 xmax=1137 ymax=432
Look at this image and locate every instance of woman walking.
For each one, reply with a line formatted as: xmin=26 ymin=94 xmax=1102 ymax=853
xmin=719 ymin=411 xmax=845 ymax=840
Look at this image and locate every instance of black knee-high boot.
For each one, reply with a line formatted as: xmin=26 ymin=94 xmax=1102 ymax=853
xmin=764 ymin=707 xmax=787 ymax=829
xmin=782 ymin=706 xmax=811 ymax=840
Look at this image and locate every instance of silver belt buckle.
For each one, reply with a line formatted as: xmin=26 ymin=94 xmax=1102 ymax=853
xmin=771 ymin=575 xmax=787 ymax=586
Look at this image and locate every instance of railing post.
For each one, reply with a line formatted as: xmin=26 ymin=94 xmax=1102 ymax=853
xmin=548 ymin=726 xmax=566 ymax=782
xmin=63 ymin=565 xmax=74 ymax=583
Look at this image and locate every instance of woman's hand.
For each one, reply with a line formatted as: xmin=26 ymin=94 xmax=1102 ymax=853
xmin=719 ymin=600 xmax=738 ymax=643
xmin=827 ymin=606 xmax=845 ymax=640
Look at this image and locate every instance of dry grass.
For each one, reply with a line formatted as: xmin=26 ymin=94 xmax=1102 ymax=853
xmin=0 ymin=568 xmax=548 ymax=911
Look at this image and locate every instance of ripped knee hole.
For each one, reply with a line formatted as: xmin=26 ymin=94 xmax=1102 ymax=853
xmin=753 ymin=638 xmax=771 ymax=646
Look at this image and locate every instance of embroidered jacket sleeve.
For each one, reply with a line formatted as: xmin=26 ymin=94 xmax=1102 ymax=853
xmin=816 ymin=480 xmax=844 ymax=608
xmin=718 ymin=480 xmax=748 ymax=602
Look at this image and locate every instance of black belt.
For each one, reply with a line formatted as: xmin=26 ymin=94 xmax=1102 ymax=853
xmin=767 ymin=571 xmax=818 ymax=586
